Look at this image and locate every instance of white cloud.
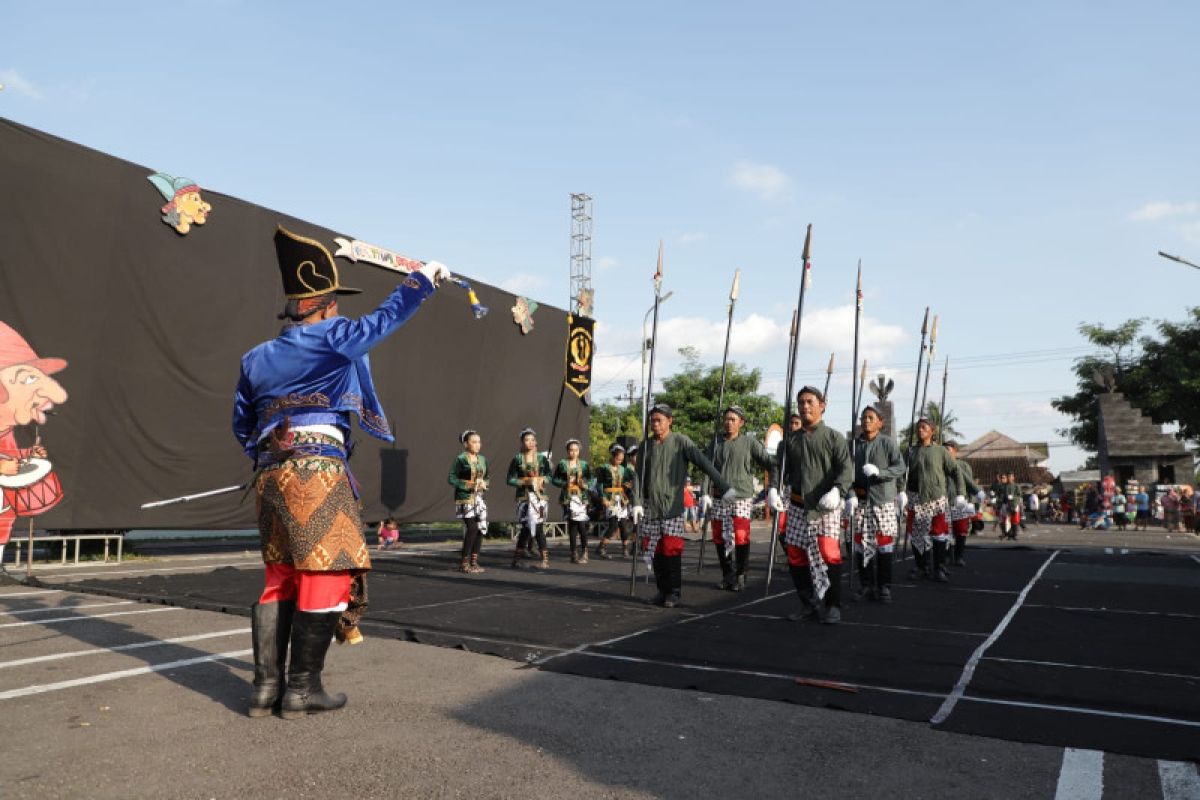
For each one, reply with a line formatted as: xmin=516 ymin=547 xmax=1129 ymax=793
xmin=1127 ymin=201 xmax=1199 ymax=222
xmin=596 ymin=256 xmax=619 ymax=271
xmin=499 ymin=272 xmax=547 ymax=295
xmin=0 ymin=68 xmax=41 ymax=99
xmin=729 ymin=160 xmax=792 ymax=202
xmin=677 ymin=231 xmax=708 ymax=244
xmin=797 ymin=305 xmax=908 ymax=365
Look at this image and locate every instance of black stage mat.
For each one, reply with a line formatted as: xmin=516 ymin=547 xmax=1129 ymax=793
xmin=46 ymin=543 xmax=1200 ymax=760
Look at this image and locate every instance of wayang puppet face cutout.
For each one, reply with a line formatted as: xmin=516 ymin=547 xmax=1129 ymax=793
xmin=0 ymin=323 xmax=68 ymax=431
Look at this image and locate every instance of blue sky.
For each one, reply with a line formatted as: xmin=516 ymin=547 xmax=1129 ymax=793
xmin=5 ymin=1 xmax=1200 ymax=472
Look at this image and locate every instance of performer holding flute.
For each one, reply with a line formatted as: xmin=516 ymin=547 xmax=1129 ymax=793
xmin=507 ymin=428 xmax=553 ymax=569
xmin=595 ymin=443 xmax=638 ymax=559
xmin=449 ymin=429 xmax=489 ymax=574
xmin=551 ymin=438 xmax=593 ymax=564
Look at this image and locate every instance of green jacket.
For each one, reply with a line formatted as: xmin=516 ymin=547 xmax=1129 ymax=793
xmin=640 ymin=431 xmax=729 ymax=520
xmin=448 ymin=453 xmax=488 ymax=503
xmin=506 ymin=451 xmax=553 ymax=500
xmin=953 ymin=458 xmax=981 ymax=499
xmin=705 ymin=434 xmax=777 ymax=499
xmin=551 ymin=458 xmax=592 ymax=507
xmin=905 ymin=443 xmax=957 ymax=503
xmin=781 ymin=421 xmax=853 ymax=520
xmin=852 ymin=434 xmax=905 ymax=507
xmin=595 ymin=461 xmax=640 ymax=508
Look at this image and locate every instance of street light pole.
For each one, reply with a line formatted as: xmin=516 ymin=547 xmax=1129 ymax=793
xmin=640 ymin=291 xmax=674 ymax=425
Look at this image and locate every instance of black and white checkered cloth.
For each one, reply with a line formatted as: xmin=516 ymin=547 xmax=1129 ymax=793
xmin=949 ymin=500 xmax=976 ymax=522
xmin=641 ymin=515 xmax=686 ymax=567
xmin=517 ymin=495 xmax=548 ymax=532
xmin=783 ymin=501 xmax=841 ymax=600
xmin=852 ymin=503 xmax=898 ymax=565
xmin=908 ymin=495 xmax=948 ymax=554
xmin=455 ymin=495 xmax=488 ymax=531
xmin=713 ymin=497 xmax=755 ymax=555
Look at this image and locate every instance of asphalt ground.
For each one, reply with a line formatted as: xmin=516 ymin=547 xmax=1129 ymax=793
xmin=1 ymin=522 xmax=1197 ymax=798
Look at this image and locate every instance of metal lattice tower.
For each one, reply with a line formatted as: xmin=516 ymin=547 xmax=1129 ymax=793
xmin=569 ymin=193 xmax=593 ymax=317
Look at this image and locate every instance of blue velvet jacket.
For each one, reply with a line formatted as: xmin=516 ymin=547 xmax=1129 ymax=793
xmin=232 ymin=273 xmax=434 ymax=460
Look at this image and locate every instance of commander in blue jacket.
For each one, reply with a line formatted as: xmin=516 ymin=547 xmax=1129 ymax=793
xmin=234 ymin=225 xmax=449 ymax=719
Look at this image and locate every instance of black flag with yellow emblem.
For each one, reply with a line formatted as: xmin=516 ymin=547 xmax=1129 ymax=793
xmin=565 ymin=314 xmax=595 ymax=399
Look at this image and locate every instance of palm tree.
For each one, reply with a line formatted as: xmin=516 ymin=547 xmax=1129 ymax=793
xmin=899 ymin=401 xmax=963 ymax=444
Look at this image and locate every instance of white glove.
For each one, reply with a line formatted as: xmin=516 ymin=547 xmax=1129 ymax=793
xmin=845 ymin=495 xmax=859 ymax=515
xmin=721 ymin=487 xmax=738 ymax=502
xmin=862 ymin=463 xmax=880 ymax=479
xmin=818 ymin=486 xmax=841 ymax=512
xmin=418 ymin=260 xmax=452 ymax=287
xmin=976 ymin=490 xmax=986 ymax=504
xmin=632 ymin=505 xmax=644 ymax=524
xmin=955 ymin=495 xmax=967 ymax=509
xmin=767 ymin=487 xmax=784 ymax=513
xmin=965 ymin=503 xmax=976 ymax=516
xmin=896 ymin=491 xmax=908 ymax=511
xmin=700 ymin=494 xmax=713 ymax=514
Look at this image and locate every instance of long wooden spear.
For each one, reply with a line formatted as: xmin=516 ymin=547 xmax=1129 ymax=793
xmin=697 ymin=268 xmax=741 ymax=572
xmin=900 ymin=307 xmax=931 ymax=562
xmin=919 ymin=315 xmax=939 ymax=422
xmin=937 ymin=357 xmax=949 ymax=445
xmin=847 ymin=262 xmax=863 ymax=598
xmin=765 ymin=224 xmax=813 ymax=597
xmin=630 ymin=241 xmax=665 ymax=597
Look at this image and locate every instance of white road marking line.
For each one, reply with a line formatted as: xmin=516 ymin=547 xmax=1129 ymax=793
xmin=43 ymin=561 xmax=257 ymax=579
xmin=930 ymin=550 xmax=1059 ymax=725
xmin=0 ymin=606 xmax=181 ymax=628
xmin=1024 ymin=604 xmax=1200 ymax=621
xmin=564 ymin=649 xmax=946 ymax=699
xmin=889 ymin=584 xmax=1019 ymax=595
xmin=1054 ymin=748 xmax=1104 ymax=800
xmin=0 ymin=648 xmax=253 ymax=700
xmin=1158 ymin=760 xmax=1200 ymax=799
xmin=1191 ymin=555 xmax=1200 ymax=568
xmin=0 ymin=589 xmax=63 ymax=599
xmin=985 ymin=656 xmax=1200 ymax=682
xmin=533 ymin=590 xmax=793 ymax=666
xmin=960 ymin=694 xmax=1200 ymax=729
xmin=733 ymin=612 xmax=987 ymax=638
xmin=0 ymin=600 xmax=134 ymax=617
xmin=1105 ymin=548 xmax=1113 ymax=554
xmin=0 ymin=628 xmax=249 ymax=669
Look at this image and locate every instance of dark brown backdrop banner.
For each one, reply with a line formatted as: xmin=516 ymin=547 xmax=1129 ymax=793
xmin=0 ymin=118 xmax=587 ymax=529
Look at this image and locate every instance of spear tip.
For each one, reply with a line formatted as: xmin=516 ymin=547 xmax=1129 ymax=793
xmin=801 ymin=224 xmax=813 ymax=262
xmin=921 ymin=307 xmax=930 ymax=333
xmin=730 ymin=268 xmax=741 ymax=301
xmin=826 ymin=352 xmax=836 ymax=373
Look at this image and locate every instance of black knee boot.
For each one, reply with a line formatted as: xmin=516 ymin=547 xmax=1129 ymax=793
xmin=734 ymin=543 xmax=750 ymax=591
xmin=876 ymin=551 xmax=893 ymax=603
xmin=787 ymin=565 xmax=818 ymax=621
xmin=908 ymin=548 xmax=927 ymax=580
xmin=249 ymin=600 xmax=294 ymax=717
xmin=665 ymin=555 xmax=683 ymax=608
xmin=715 ymin=545 xmax=735 ymax=590
xmin=650 ymin=553 xmax=669 ymax=605
xmin=822 ymin=563 xmax=843 ymax=624
xmin=953 ymin=535 xmax=967 ymax=566
xmin=855 ymin=552 xmax=873 ymax=600
xmin=281 ymin=610 xmax=348 ymax=719
xmin=932 ymin=540 xmax=949 ymax=583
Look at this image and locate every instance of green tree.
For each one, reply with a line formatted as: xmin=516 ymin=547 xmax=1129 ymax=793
xmin=898 ymin=401 xmax=963 ymax=445
xmin=652 ymin=348 xmax=784 ymax=451
xmin=1051 ymin=320 xmax=1143 ymax=451
xmin=588 ymin=401 xmax=642 ymax=460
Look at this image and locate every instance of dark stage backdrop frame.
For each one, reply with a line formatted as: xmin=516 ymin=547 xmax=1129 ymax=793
xmin=0 ymin=118 xmax=587 ymax=529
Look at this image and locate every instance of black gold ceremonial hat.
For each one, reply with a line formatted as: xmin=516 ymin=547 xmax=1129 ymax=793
xmin=274 ymin=226 xmax=361 ymax=299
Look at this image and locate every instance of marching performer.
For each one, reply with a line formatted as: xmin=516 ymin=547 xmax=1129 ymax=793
xmin=849 ymin=405 xmax=906 ymax=603
xmin=448 ymin=429 xmax=489 ymax=574
xmin=706 ymin=405 xmax=779 ymax=591
xmin=779 ymin=387 xmax=853 ymax=625
xmin=551 ymin=438 xmax=593 ymax=564
xmin=233 ymin=226 xmax=448 ymax=718
xmin=945 ymin=440 xmax=983 ymax=566
xmin=506 ymin=428 xmax=553 ymax=569
xmin=640 ymin=403 xmax=733 ymax=607
xmin=595 ymin=443 xmax=638 ymax=558
xmin=904 ymin=418 xmax=959 ymax=582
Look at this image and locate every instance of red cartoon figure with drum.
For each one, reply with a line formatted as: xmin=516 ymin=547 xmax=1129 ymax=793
xmin=0 ymin=322 xmax=67 ymax=566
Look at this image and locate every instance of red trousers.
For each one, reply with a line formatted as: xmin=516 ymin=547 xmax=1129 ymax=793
xmin=785 ymin=537 xmax=841 ymax=567
xmin=641 ymin=535 xmax=685 ymax=557
xmin=710 ymin=517 xmax=751 ymax=546
xmin=259 ymin=563 xmax=353 ymax=611
xmin=952 ymin=518 xmax=971 ymax=536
